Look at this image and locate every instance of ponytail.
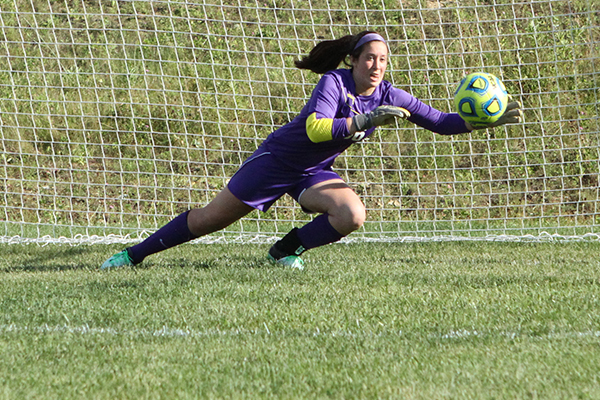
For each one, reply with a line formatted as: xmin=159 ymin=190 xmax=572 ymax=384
xmin=294 ymin=31 xmax=381 ymax=74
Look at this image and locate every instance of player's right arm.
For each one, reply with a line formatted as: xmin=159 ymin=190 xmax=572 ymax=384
xmin=305 ymin=73 xmax=411 ymax=143
xmin=303 ymin=73 xmax=350 ymax=143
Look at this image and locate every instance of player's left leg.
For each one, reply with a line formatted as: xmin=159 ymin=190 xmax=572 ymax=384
xmin=268 ymin=178 xmax=365 ymax=269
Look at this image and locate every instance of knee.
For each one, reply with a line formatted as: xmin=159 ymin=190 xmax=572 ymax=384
xmin=335 ymin=203 xmax=366 ymax=234
xmin=348 ymin=204 xmax=367 ymax=231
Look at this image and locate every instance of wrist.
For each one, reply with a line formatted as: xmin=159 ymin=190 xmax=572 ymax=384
xmin=346 ymin=117 xmax=357 ymax=136
xmin=352 ymin=113 xmax=371 ymax=132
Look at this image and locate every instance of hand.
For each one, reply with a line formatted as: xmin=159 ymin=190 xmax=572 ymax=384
xmin=352 ymin=105 xmax=411 ymax=132
xmin=466 ymin=101 xmax=523 ymax=130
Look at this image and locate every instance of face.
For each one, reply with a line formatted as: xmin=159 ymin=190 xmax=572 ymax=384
xmin=351 ymin=40 xmax=388 ymax=96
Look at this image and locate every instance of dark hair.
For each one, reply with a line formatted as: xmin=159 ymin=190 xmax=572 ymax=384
xmin=294 ymin=31 xmax=380 ymax=74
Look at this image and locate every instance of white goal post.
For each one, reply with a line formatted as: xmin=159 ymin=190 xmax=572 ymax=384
xmin=0 ymin=0 xmax=599 ymax=244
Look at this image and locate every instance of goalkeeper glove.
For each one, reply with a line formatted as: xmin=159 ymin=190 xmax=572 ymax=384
xmin=352 ymin=105 xmax=411 ymax=132
xmin=467 ymin=101 xmax=523 ymax=130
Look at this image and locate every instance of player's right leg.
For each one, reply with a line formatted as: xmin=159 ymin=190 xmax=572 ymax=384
xmin=101 ymin=187 xmax=254 ymax=269
xmin=101 ymin=249 xmax=135 ymax=269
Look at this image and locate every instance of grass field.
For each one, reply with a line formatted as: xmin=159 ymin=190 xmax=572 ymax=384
xmin=1 ymin=1 xmax=599 ymax=398
xmin=2 ymin=241 xmax=600 ymax=399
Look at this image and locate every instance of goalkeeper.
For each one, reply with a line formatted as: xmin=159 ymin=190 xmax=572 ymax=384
xmin=102 ymin=31 xmax=522 ymax=270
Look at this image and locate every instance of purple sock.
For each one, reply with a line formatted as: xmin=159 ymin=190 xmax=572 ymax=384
xmin=127 ymin=211 xmax=197 ymax=264
xmin=296 ymin=213 xmax=344 ymax=250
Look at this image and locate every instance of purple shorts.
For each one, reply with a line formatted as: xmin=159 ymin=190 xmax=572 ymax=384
xmin=227 ymin=148 xmax=342 ymax=212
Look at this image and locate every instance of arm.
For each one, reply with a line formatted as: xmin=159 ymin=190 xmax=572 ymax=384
xmin=306 ymin=74 xmax=411 ymax=143
xmin=389 ymin=87 xmax=522 ymax=134
xmin=346 ymin=105 xmax=411 ymax=139
xmin=393 ymin=89 xmax=470 ymax=135
xmin=464 ymin=101 xmax=523 ymax=131
xmin=304 ymin=74 xmax=353 ymax=143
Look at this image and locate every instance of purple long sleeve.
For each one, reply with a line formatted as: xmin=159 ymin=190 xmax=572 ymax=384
xmin=385 ymin=86 xmax=469 ymax=135
xmin=262 ymin=69 xmax=469 ymax=173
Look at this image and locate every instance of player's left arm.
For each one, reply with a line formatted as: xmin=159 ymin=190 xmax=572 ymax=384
xmin=387 ymin=86 xmax=521 ymax=135
xmin=386 ymin=87 xmax=470 ymax=135
xmin=464 ymin=101 xmax=523 ymax=131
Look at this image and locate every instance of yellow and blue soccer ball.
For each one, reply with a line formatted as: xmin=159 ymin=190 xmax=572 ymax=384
xmin=454 ymin=72 xmax=508 ymax=128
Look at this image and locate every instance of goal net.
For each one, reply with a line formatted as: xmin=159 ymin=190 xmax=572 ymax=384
xmin=1 ymin=0 xmax=599 ymax=244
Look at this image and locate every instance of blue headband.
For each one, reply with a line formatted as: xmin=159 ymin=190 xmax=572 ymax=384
xmin=353 ymin=33 xmax=387 ymax=51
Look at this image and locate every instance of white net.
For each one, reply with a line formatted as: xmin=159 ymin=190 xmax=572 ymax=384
xmin=0 ymin=0 xmax=599 ymax=244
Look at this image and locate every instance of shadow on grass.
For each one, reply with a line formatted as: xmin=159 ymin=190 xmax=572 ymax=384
xmin=153 ymin=255 xmax=273 ymax=270
xmin=0 ymin=245 xmax=108 ymax=272
xmin=0 ymin=244 xmax=273 ymax=272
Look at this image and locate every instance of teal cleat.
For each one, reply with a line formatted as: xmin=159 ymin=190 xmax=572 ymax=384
xmin=101 ymin=250 xmax=134 ymax=269
xmin=267 ymin=254 xmax=305 ymax=270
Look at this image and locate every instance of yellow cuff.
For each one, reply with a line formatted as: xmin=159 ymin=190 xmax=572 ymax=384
xmin=306 ymin=112 xmax=334 ymax=143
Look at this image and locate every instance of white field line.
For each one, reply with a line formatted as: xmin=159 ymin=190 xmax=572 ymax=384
xmin=2 ymin=323 xmax=600 ymax=341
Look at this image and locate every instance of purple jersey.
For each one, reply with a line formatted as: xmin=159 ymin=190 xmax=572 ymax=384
xmin=262 ymin=68 xmax=469 ymax=173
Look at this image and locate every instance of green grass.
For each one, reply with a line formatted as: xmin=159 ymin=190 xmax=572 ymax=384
xmin=2 ymin=241 xmax=600 ymax=399
xmin=1 ymin=3 xmax=598 ymax=397
xmin=1 ymin=0 xmax=599 ymax=234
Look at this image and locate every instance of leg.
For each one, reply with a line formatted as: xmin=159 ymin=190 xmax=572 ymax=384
xmin=269 ymin=179 xmax=365 ymax=266
xmin=298 ymin=179 xmax=366 ymax=236
xmin=187 ymin=187 xmax=255 ymax=237
xmin=102 ymin=187 xmax=254 ymax=268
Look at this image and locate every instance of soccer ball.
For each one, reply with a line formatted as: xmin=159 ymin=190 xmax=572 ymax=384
xmin=454 ymin=72 xmax=508 ymax=128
